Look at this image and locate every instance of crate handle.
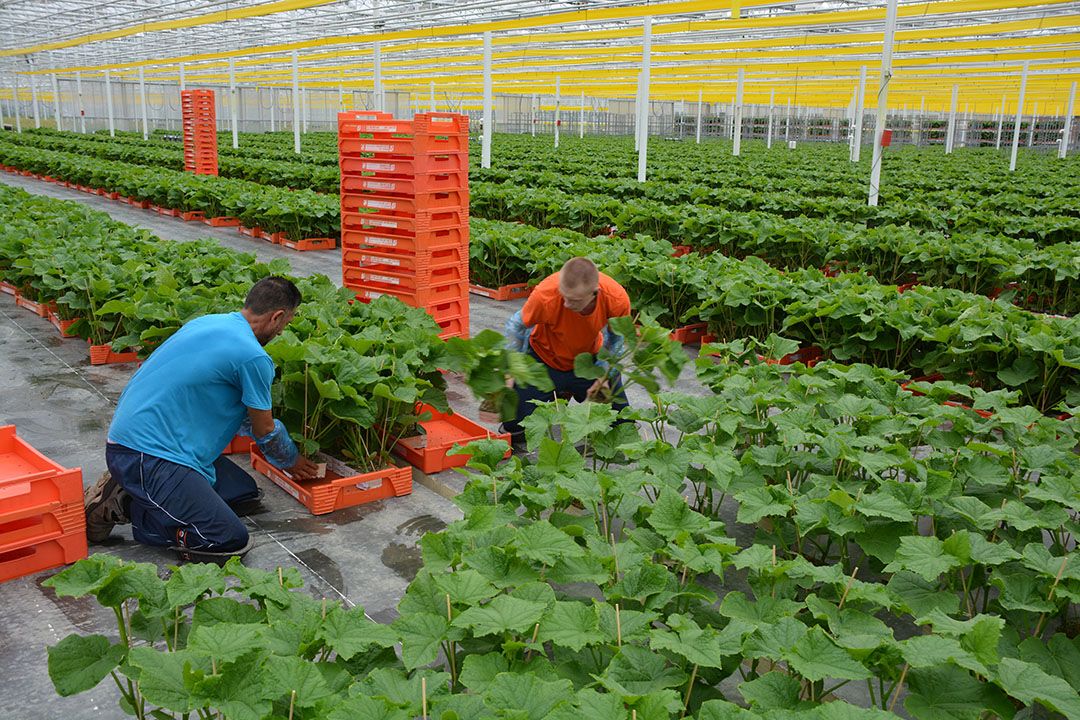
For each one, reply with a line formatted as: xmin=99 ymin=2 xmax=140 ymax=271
xmin=0 ymin=481 xmax=32 ymax=499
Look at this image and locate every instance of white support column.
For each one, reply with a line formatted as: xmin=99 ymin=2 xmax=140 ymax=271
xmin=291 ymin=51 xmax=301 ymax=154
xmin=633 ymin=72 xmax=642 ymax=151
xmin=51 ymin=74 xmax=61 ymax=131
xmin=179 ymin=63 xmax=186 ymax=91
xmin=429 ymin=80 xmax=436 ymax=112
xmin=105 ymin=69 xmax=115 ymax=137
xmin=695 ymin=88 xmax=703 ymax=144
xmin=302 ymin=88 xmax=308 ymax=133
xmin=785 ymin=97 xmax=792 ymax=141
xmin=851 ymin=65 xmax=867 ymax=161
xmin=481 ymin=31 xmax=493 ymax=169
xmin=1060 ymin=81 xmax=1076 ymax=159
xmin=1010 ymin=62 xmax=1029 ymax=172
xmin=733 ymin=68 xmax=745 ymax=156
xmin=728 ymin=98 xmax=735 ymax=139
xmin=338 ymin=78 xmax=344 ymax=112
xmin=945 ymin=85 xmax=958 ymax=154
xmin=995 ymin=93 xmax=1005 ymax=149
xmin=637 ymin=16 xmax=652 ymax=183
xmin=0 ymin=87 xmax=5 ymax=130
xmin=867 ymin=0 xmax=899 ymax=207
xmin=554 ymin=76 xmax=561 ymax=149
xmin=373 ymin=42 xmax=383 ymax=112
xmin=530 ymin=92 xmax=537 ymax=137
xmin=138 ymin=67 xmax=149 ymax=139
xmin=1028 ymin=101 xmax=1038 ymax=147
xmin=228 ymin=59 xmax=239 ymax=148
xmin=579 ymin=90 xmax=585 ymax=139
xmin=29 ymin=75 xmax=40 ymax=129
xmin=12 ymin=77 xmax=21 ymax=132
xmin=270 ymin=88 xmax=276 ymax=132
xmin=75 ymin=71 xmax=85 ymax=133
xmin=766 ymin=88 xmax=775 ymax=149
xmin=916 ymin=95 xmax=925 ymax=146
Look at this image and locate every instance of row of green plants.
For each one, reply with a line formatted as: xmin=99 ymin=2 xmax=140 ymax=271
xmin=0 ymin=186 xmax=543 ymax=471
xmin=43 ymin=326 xmax=1080 ymax=719
xmin=471 ymin=219 xmax=1080 ymax=412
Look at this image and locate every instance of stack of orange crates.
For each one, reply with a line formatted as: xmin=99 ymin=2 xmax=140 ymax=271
xmin=0 ymin=426 xmax=86 ymax=583
xmin=181 ymin=90 xmax=219 ymax=176
xmin=338 ymin=111 xmax=470 ymax=339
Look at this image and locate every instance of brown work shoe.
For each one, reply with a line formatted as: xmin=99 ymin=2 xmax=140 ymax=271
xmin=84 ymin=471 xmax=130 ymax=543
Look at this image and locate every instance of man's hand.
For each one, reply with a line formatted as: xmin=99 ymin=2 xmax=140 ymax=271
xmin=286 ymin=456 xmax=320 ymax=480
xmin=587 ymin=377 xmax=609 ymax=401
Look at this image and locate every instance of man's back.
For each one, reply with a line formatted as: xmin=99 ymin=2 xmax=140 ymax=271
xmin=108 ymin=312 xmax=274 ymax=483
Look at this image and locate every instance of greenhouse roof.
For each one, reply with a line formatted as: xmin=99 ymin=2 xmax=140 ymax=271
xmin=2 ymin=0 xmax=1078 ymax=110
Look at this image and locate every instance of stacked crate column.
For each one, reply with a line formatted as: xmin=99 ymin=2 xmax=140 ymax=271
xmin=181 ymin=90 xmax=219 ymax=176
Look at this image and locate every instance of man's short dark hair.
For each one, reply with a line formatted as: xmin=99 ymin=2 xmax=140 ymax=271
xmin=244 ymin=277 xmax=301 ymax=315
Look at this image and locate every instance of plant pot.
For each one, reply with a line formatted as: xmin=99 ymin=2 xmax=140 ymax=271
xmin=88 ymin=345 xmax=139 ymax=366
xmin=669 ymin=323 xmax=709 ymax=344
xmin=179 ymin=210 xmax=205 ymax=222
xmin=238 ymin=225 xmax=262 ymax=238
xmin=250 ymin=446 xmax=411 ymax=515
xmin=468 ymin=283 xmax=532 ymax=302
xmin=14 ymin=294 xmax=51 ymax=318
xmin=280 ymin=237 xmax=335 ymax=252
xmin=203 ymin=216 xmax=240 ymax=227
xmin=0 ymin=281 xmax=16 ymax=296
xmin=48 ymin=312 xmax=79 ymax=339
xmin=260 ymin=230 xmax=286 ymax=244
xmin=393 ymin=404 xmax=510 ymax=474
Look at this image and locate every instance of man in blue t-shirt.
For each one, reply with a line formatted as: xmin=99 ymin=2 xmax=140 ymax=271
xmin=84 ymin=276 xmax=318 ymax=559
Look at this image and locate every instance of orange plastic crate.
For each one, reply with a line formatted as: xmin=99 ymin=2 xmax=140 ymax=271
xmin=0 ymin=503 xmax=85 ymax=556
xmin=346 ymin=277 xmax=468 ymax=307
xmin=340 ymin=172 xmax=466 ymax=196
xmin=338 ymin=154 xmax=467 ymax=177
xmin=341 ymin=189 xmax=467 ymax=216
xmin=0 ymin=426 xmax=83 ymax=518
xmin=437 ymin=314 xmax=468 ymax=339
xmin=338 ymin=135 xmax=467 ymax=157
xmin=280 ymin=237 xmax=336 ymax=252
xmin=343 ymin=263 xmax=468 ymax=295
xmin=337 ymin=112 xmax=468 ymax=138
xmin=14 ymin=294 xmax=50 ymax=318
xmin=250 ymin=446 xmax=411 ymax=516
xmin=0 ymin=530 xmax=87 ymax=584
xmin=341 ymin=245 xmax=467 ymax=274
xmin=341 ymin=226 xmax=467 ymax=254
xmin=469 ymin=283 xmax=534 ymax=302
xmin=342 ymin=208 xmax=468 ymax=236
xmin=393 ymin=404 xmax=509 ymax=474
xmin=221 ymin=435 xmax=254 ymax=455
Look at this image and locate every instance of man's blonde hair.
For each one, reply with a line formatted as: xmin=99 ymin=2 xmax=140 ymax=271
xmin=559 ymin=257 xmax=599 ymax=295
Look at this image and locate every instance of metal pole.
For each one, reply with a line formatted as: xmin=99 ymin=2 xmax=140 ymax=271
xmin=51 ymin=74 xmax=61 ymax=131
xmin=178 ymin=63 xmax=185 ymax=92
xmin=137 ymin=67 xmax=148 ymax=139
xmin=429 ymin=80 xmax=436 ymax=112
xmin=867 ymin=0 xmax=899 ymax=207
xmin=554 ymin=76 xmax=561 ymax=149
xmin=228 ymin=59 xmax=239 ymax=147
xmin=728 ymin=97 xmax=735 ymax=139
xmin=12 ymin=77 xmax=20 ymax=133
xmin=373 ymin=42 xmax=383 ymax=112
xmin=916 ymin=95 xmax=925 ymax=146
xmin=767 ymin=89 xmax=775 ymax=149
xmin=733 ymin=68 xmax=745 ymax=156
xmin=301 ymin=88 xmax=308 ymax=133
xmin=785 ymin=97 xmax=791 ymax=141
xmin=530 ymin=92 xmax=536 ymax=137
xmin=75 ymin=71 xmax=85 ymax=133
xmin=633 ymin=72 xmax=642 ymax=151
xmin=695 ymin=88 xmax=702 ymax=144
xmin=291 ymin=51 xmax=301 ymax=154
xmin=851 ymin=65 xmax=867 ymax=161
xmin=1060 ymin=82 xmax=1077 ymax=159
xmin=945 ymin=85 xmax=958 ymax=154
xmin=637 ymin=16 xmax=652 ymax=183
xmin=270 ymin=88 xmax=276 ymax=132
xmin=996 ymin=93 xmax=1005 ymax=149
xmin=1028 ymin=101 xmax=1038 ymax=147
xmin=579 ymin=90 xmax=585 ymax=139
xmin=481 ymin=31 xmax=493 ymax=169
xmin=29 ymin=75 xmax=40 ymax=129
xmin=105 ymin=69 xmax=115 ymax=137
xmin=1010 ymin=62 xmax=1028 ymax=172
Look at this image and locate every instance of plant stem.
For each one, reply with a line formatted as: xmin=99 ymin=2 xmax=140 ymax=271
xmin=888 ymin=664 xmax=910 ymax=712
xmin=681 ymin=664 xmax=698 ymax=718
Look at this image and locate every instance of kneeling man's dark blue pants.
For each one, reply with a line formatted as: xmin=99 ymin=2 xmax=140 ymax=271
xmin=105 ymin=443 xmax=258 ymax=551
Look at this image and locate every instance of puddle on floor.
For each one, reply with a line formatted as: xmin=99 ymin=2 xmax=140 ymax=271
xmin=380 ymin=542 xmax=423 ymax=581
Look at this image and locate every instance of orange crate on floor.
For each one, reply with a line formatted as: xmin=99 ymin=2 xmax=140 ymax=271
xmin=89 ymin=345 xmax=139 ymax=365
xmin=469 ymin=283 xmax=533 ymax=301
xmin=337 ymin=112 xmax=468 ymax=138
xmin=339 ymin=154 xmax=467 ymax=177
xmin=221 ymin=435 xmax=254 ymax=455
xmin=341 ymin=189 xmax=467 ymax=216
xmin=203 ymin=216 xmax=240 ymax=227
xmin=14 ymin=294 xmax=51 ymax=318
xmin=342 ymin=245 xmax=467 ymax=274
xmin=0 ymin=503 xmax=85 ymax=556
xmin=0 ymin=426 xmax=83 ymax=517
xmin=669 ymin=323 xmax=709 ymax=344
xmin=281 ymin=237 xmax=336 ymax=252
xmin=0 ymin=530 xmax=87 ymax=583
xmin=341 ymin=226 xmax=467 ymax=254
xmin=48 ymin=312 xmax=79 ymax=339
xmin=340 ymin=172 xmax=466 ymax=196
xmin=250 ymin=447 xmax=411 ymax=516
xmin=393 ymin=404 xmax=509 ymax=474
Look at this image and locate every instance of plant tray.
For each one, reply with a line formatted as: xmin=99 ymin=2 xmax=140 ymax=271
xmin=393 ymin=404 xmax=509 ymax=474
xmin=88 ymin=345 xmax=139 ymax=366
xmin=238 ymin=225 xmax=262 ymax=238
xmin=14 ymin=294 xmax=51 ymax=318
xmin=204 ymin=216 xmax=240 ymax=227
xmin=670 ymin=323 xmax=709 ymax=344
xmin=0 ymin=502 xmax=86 ymax=557
xmin=757 ymin=345 xmax=824 ymax=368
xmin=671 ymin=244 xmax=692 ymax=257
xmin=469 ymin=283 xmax=532 ymax=302
xmin=107 ymin=192 xmax=120 ymax=201
xmin=260 ymin=230 xmax=286 ymax=244
xmin=0 ymin=529 xmax=87 ymax=584
xmin=48 ymin=312 xmax=79 ymax=339
xmin=250 ymin=446 xmax=412 ymax=516
xmin=95 ymin=188 xmax=109 ymax=197
xmin=179 ymin=210 xmax=206 ymax=222
xmin=221 ymin=435 xmax=254 ymax=455
xmin=0 ymin=426 xmax=84 ymax=515
xmin=0 ymin=281 xmax=16 ymax=296
xmin=280 ymin=237 xmax=336 ymax=252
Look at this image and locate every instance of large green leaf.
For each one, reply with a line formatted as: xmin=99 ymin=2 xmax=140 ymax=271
xmin=47 ymin=634 xmax=126 ymax=697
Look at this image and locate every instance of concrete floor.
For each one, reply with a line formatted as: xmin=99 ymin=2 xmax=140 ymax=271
xmin=0 ymin=172 xmax=707 ymax=718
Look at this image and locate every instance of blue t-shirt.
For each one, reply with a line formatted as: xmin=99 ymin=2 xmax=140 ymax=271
xmin=108 ymin=312 xmax=275 ymax=484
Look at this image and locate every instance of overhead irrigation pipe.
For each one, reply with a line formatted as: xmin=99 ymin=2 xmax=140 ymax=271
xmin=867 ymin=0 xmax=899 ymax=207
xmin=637 ymin=15 xmax=652 ymax=183
xmin=291 ymin=50 xmax=301 ymax=154
xmin=1060 ymin=82 xmax=1076 ymax=159
xmin=105 ymin=69 xmax=115 ymax=137
xmin=481 ymin=31 xmax=493 ymax=169
xmin=1009 ymin=61 xmax=1029 ymax=172
xmin=945 ymin=85 xmax=958 ymax=154
xmin=733 ymin=68 xmax=745 ymax=156
xmin=851 ymin=65 xmax=866 ymax=162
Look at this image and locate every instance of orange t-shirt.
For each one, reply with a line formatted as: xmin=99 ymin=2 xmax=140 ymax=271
xmin=522 ymin=271 xmax=631 ymax=371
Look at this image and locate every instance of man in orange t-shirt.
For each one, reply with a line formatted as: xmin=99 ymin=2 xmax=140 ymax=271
xmin=501 ymin=257 xmax=631 ymax=446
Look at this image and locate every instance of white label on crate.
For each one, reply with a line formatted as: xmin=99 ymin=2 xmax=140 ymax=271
xmin=362 ymin=162 xmax=397 ymax=172
xmin=365 ymin=291 xmax=384 ymax=299
xmin=365 ymin=256 xmax=401 ymax=266
xmin=362 ymin=235 xmax=397 ymax=247
xmin=363 ymin=180 xmax=395 ymax=191
xmin=361 ymin=143 xmax=395 ymax=152
xmin=431 ymin=116 xmax=452 ymax=123
xmin=350 ymin=114 xmax=381 ymax=120
xmin=363 ymin=273 xmax=401 ymax=285
xmin=365 ymin=199 xmax=397 ymax=210
xmin=366 ymin=218 xmax=399 ymax=228
xmin=265 ymin=471 xmax=301 ymax=501
xmin=365 ymin=125 xmax=401 ymax=133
